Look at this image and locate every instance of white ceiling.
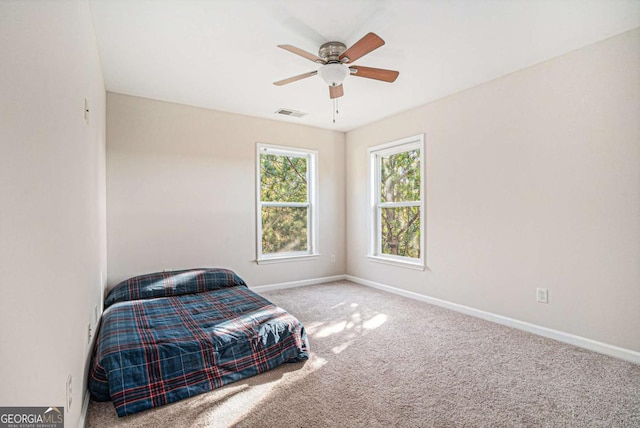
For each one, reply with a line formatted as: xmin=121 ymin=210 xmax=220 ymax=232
xmin=89 ymin=0 xmax=640 ymax=132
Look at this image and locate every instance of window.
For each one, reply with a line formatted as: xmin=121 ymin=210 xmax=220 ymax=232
xmin=256 ymin=144 xmax=318 ymax=263
xmin=369 ymin=134 xmax=425 ymax=269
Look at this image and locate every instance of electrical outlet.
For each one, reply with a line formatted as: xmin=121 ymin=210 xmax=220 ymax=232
xmin=87 ymin=323 xmax=92 ymax=344
xmin=330 ymin=255 xmax=336 ymax=263
xmin=536 ymin=288 xmax=549 ymax=304
xmin=66 ymin=374 xmax=72 ymax=411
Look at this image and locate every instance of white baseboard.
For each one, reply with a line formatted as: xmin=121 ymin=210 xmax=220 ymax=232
xmin=77 ymin=389 xmax=90 ymax=428
xmin=251 ymin=274 xmax=346 ymax=293
xmin=346 ymin=275 xmax=640 ymax=365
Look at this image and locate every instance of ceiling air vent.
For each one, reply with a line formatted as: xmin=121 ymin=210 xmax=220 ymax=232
xmin=275 ymin=108 xmax=307 ymax=118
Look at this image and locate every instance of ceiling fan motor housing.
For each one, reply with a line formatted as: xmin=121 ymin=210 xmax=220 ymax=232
xmin=319 ymin=41 xmax=347 ymax=63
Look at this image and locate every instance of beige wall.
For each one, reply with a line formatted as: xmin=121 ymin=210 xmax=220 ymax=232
xmin=106 ymin=93 xmax=345 ymax=287
xmin=0 ymin=0 xmax=107 ymax=426
xmin=346 ymin=29 xmax=640 ymax=352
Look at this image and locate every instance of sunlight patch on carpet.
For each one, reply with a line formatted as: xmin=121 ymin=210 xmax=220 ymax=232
xmin=363 ymin=313 xmax=387 ymax=330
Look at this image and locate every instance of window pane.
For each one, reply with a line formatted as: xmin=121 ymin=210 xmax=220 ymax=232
xmin=380 ymin=149 xmax=420 ymax=203
xmin=380 ymin=206 xmax=420 ymax=258
xmin=262 ymin=206 xmax=308 ymax=253
xmin=260 ymin=154 xmax=307 ymax=202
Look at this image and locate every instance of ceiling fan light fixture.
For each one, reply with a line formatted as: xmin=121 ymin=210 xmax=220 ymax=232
xmin=318 ymin=63 xmax=349 ymax=86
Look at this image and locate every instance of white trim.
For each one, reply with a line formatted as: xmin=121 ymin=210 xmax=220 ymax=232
xmin=261 ymin=201 xmax=309 ymax=208
xmin=250 ymin=275 xmax=346 ymax=293
xmin=256 ymin=144 xmax=314 ymax=157
xmin=77 ymin=389 xmax=90 ymax=428
xmin=345 ymin=275 xmax=640 ymax=365
xmin=366 ymin=255 xmax=425 ymax=270
xmin=256 ymin=254 xmax=320 ymax=265
xmin=379 ymin=201 xmax=421 ymax=208
xmin=368 ymin=134 xmax=424 ymax=153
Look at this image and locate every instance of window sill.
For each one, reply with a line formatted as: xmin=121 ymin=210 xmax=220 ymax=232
xmin=366 ymin=255 xmax=425 ymax=271
xmin=256 ymin=254 xmax=320 ymax=265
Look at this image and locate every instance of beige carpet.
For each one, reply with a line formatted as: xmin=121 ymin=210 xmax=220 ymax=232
xmin=87 ymin=281 xmax=640 ymax=427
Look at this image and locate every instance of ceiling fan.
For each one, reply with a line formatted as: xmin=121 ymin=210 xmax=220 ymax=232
xmin=273 ymin=32 xmax=399 ymax=99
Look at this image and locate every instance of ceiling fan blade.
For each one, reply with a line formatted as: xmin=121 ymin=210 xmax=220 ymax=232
xmin=349 ymin=66 xmax=399 ymax=82
xmin=278 ymin=44 xmax=325 ymax=63
xmin=273 ymin=70 xmax=318 ymax=86
xmin=339 ymin=32 xmax=385 ymax=63
xmin=329 ymin=84 xmax=344 ymax=99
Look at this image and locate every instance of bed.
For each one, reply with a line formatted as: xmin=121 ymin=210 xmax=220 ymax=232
xmin=88 ymin=268 xmax=309 ymax=416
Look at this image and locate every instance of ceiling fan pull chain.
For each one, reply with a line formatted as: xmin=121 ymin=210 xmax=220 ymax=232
xmin=332 ymin=98 xmax=340 ymax=124
xmin=332 ymin=98 xmax=341 ymax=123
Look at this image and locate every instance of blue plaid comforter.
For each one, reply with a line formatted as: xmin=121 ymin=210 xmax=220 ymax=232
xmin=88 ymin=268 xmax=309 ymax=416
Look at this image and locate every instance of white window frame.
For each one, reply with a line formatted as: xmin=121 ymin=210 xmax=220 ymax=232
xmin=368 ymin=134 xmax=425 ymax=270
xmin=256 ymin=143 xmax=319 ymax=264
